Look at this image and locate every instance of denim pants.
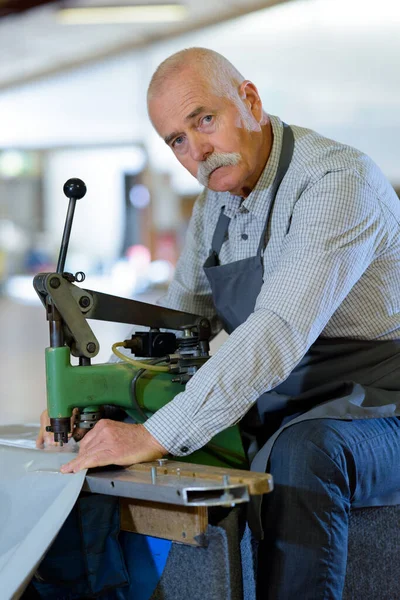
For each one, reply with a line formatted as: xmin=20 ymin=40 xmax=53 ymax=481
xmin=257 ymin=417 xmax=400 ymax=599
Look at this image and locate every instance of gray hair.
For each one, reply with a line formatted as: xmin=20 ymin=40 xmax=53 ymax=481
xmin=147 ymin=47 xmax=245 ymax=104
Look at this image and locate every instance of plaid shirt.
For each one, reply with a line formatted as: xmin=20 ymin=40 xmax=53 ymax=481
xmin=144 ymin=115 xmax=400 ymax=456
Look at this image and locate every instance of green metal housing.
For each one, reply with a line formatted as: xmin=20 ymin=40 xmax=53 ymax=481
xmin=46 ymin=347 xmax=247 ymax=469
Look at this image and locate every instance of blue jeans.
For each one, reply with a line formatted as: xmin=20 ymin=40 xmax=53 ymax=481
xmin=257 ymin=417 xmax=400 ymax=599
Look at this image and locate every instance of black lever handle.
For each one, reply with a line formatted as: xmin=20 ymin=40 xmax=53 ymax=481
xmin=56 ymin=178 xmax=87 ymax=274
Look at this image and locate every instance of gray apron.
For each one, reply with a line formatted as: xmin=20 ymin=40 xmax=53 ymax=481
xmin=203 ymin=123 xmax=400 ymax=528
xmin=203 ymin=123 xmax=294 ymax=335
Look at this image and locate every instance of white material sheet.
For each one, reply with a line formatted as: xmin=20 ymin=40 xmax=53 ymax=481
xmin=0 ymin=425 xmax=86 ymax=599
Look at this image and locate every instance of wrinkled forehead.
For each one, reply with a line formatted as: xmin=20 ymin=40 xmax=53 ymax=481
xmin=148 ymin=67 xmax=230 ymax=136
xmin=149 ymin=69 xmax=211 ymax=114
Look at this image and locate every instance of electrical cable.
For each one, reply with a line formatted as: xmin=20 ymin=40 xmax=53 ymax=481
xmin=130 ymin=357 xmax=169 ymax=423
xmin=207 ymin=442 xmax=248 ymax=465
xmin=130 ymin=368 xmax=148 ymax=423
xmin=112 ymin=342 xmax=169 ymax=372
xmin=203 ymin=444 xmax=247 ymax=469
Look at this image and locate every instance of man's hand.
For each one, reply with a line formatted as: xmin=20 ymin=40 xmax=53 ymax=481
xmin=36 ymin=408 xmax=79 ymax=447
xmin=36 ymin=409 xmax=54 ymax=447
xmin=60 ymin=419 xmax=167 ymax=473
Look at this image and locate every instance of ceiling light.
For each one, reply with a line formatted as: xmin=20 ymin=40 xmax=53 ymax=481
xmin=57 ymin=4 xmax=188 ymax=24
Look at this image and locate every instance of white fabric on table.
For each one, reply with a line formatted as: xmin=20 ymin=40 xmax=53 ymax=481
xmin=0 ymin=425 xmax=85 ymax=599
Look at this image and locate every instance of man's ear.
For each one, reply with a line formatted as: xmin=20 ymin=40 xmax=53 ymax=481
xmin=238 ymin=80 xmax=263 ymax=123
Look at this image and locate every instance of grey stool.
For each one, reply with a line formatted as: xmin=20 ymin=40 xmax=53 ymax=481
xmin=344 ymin=505 xmax=400 ymax=599
xmin=150 ymin=505 xmax=400 ymax=600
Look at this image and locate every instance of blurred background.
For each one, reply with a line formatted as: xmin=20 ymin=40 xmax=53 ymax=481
xmin=0 ymin=0 xmax=399 ymax=425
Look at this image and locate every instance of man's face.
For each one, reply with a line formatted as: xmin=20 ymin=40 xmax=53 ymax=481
xmin=148 ymin=69 xmax=264 ymax=196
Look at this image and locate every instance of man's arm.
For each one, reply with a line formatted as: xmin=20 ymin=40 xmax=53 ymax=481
xmin=144 ymin=169 xmax=388 ymax=456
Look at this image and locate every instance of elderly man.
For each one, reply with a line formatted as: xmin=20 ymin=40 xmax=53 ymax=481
xmin=40 ymin=48 xmax=400 ymax=598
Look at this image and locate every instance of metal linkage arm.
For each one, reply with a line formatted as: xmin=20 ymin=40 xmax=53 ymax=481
xmin=34 ymin=272 xmax=99 ymax=358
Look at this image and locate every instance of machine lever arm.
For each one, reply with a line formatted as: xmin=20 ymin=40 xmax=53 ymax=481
xmin=56 ymin=178 xmax=87 ymax=274
xmin=84 ymin=289 xmax=210 ymax=333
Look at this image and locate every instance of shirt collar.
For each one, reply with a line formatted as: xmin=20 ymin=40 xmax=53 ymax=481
xmin=218 ymin=114 xmax=284 ymax=221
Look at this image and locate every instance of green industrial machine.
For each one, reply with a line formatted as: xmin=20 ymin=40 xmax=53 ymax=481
xmin=33 ymin=178 xmax=247 ymax=470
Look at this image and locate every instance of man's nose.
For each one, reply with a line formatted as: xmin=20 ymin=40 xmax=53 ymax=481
xmin=189 ymin=135 xmax=213 ymax=162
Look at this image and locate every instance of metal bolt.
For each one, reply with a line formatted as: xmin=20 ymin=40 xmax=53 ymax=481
xmin=49 ymin=277 xmax=60 ymax=289
xmin=86 ymin=342 xmax=96 ymax=353
xmin=221 ymin=474 xmax=234 ymax=507
xmin=151 ymin=466 xmax=157 ymax=484
xmin=221 ymin=491 xmax=235 ymax=506
xmin=176 ymin=468 xmax=181 ymax=478
xmin=79 ymin=296 xmax=90 ymax=308
xmin=157 ymin=458 xmax=168 ymax=466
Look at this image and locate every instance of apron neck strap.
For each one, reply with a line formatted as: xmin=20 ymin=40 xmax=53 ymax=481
xmin=256 ymin=122 xmax=294 ymax=256
xmin=210 ymin=122 xmax=295 ymax=257
xmin=210 ymin=206 xmax=231 ymax=255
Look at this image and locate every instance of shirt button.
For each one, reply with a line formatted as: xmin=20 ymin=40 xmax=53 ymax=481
xmin=180 ymin=446 xmax=189 ymax=453
xmin=241 ymin=233 xmax=248 ymax=240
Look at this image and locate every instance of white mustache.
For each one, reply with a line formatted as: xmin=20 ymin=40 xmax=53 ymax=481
xmin=197 ymin=152 xmax=241 ymax=187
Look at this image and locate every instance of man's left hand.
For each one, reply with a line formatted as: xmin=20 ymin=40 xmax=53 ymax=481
xmin=60 ymin=419 xmax=167 ymax=473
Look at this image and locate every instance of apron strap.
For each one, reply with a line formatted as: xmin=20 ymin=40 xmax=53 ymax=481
xmin=210 ymin=206 xmax=231 ymax=255
xmin=210 ymin=122 xmax=295 ymax=258
xmin=256 ymin=123 xmax=295 ymax=256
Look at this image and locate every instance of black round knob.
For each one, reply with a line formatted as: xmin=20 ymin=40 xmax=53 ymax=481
xmin=63 ymin=178 xmax=87 ymax=200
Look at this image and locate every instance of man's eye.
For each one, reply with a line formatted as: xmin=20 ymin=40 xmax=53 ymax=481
xmin=202 ymin=115 xmax=213 ymax=124
xmin=172 ymin=136 xmax=184 ymax=147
